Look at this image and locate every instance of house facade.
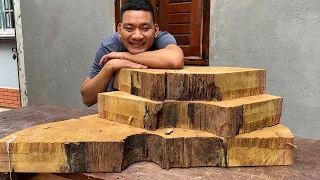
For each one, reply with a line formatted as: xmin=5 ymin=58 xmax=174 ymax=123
xmin=0 ymin=0 xmax=20 ymax=109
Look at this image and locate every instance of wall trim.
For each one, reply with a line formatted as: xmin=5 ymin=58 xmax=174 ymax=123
xmin=209 ymin=0 xmax=216 ymax=66
xmin=0 ymin=87 xmax=19 ymax=90
xmin=13 ymin=0 xmax=28 ymax=107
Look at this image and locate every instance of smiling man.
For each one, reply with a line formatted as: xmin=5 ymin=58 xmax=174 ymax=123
xmin=81 ymin=0 xmax=184 ymax=107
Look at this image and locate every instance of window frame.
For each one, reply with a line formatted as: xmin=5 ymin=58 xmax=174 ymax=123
xmin=0 ymin=0 xmax=15 ymax=38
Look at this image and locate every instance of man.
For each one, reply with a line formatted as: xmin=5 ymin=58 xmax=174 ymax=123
xmin=81 ymin=0 xmax=184 ymax=107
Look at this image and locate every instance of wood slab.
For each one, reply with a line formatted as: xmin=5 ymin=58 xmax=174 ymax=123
xmin=0 ymin=115 xmax=293 ymax=173
xmin=0 ymin=106 xmax=316 ymax=180
xmin=9 ymin=138 xmax=313 ymax=180
xmin=99 ymin=92 xmax=282 ymax=137
xmin=98 ymin=92 xmax=163 ymax=130
xmin=114 ymin=68 xmax=166 ymax=101
xmin=0 ymin=115 xmax=225 ymax=173
xmin=227 ymin=124 xmax=294 ymax=166
xmin=114 ymin=66 xmax=266 ymax=101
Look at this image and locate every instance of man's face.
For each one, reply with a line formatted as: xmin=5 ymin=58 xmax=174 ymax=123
xmin=118 ymin=10 xmax=159 ymax=55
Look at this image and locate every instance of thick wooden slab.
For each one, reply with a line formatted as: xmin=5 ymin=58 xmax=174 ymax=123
xmin=114 ymin=68 xmax=166 ymax=101
xmin=0 ymin=115 xmax=293 ymax=173
xmin=114 ymin=66 xmax=266 ymax=101
xmin=0 ymin=115 xmax=225 ymax=173
xmin=98 ymin=92 xmax=163 ymax=130
xmin=227 ymin=124 xmax=294 ymax=166
xmin=99 ymin=92 xmax=282 ymax=137
xmin=0 ymin=106 xmax=314 ymax=180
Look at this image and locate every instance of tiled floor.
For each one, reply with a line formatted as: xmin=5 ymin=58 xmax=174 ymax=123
xmin=0 ymin=108 xmax=10 ymax=112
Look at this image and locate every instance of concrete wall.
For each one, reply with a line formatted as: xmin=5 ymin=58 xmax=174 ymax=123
xmin=0 ymin=39 xmax=19 ymax=88
xmin=20 ymin=0 xmax=114 ymax=109
xmin=19 ymin=0 xmax=320 ymax=139
xmin=210 ymin=0 xmax=320 ymax=139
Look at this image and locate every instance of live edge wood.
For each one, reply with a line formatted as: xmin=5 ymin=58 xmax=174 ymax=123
xmin=98 ymin=92 xmax=163 ymax=130
xmin=227 ymin=124 xmax=294 ymax=167
xmin=114 ymin=66 xmax=266 ymax=101
xmin=0 ymin=115 xmax=225 ymax=173
xmin=0 ymin=115 xmax=293 ymax=173
xmin=99 ymin=92 xmax=282 ymax=137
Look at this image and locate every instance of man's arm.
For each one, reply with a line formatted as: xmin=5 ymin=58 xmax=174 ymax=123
xmin=81 ymin=59 xmax=147 ymax=107
xmin=100 ymin=44 xmax=184 ymax=69
xmin=125 ymin=44 xmax=184 ymax=69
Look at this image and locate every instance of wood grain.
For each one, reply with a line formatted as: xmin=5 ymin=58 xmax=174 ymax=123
xmin=0 ymin=116 xmax=293 ymax=173
xmin=113 ymin=68 xmax=166 ymax=101
xmin=99 ymin=91 xmax=281 ymax=137
xmin=98 ymin=91 xmax=163 ymax=130
xmin=227 ymin=124 xmax=294 ymax=166
xmin=0 ymin=115 xmax=225 ymax=173
xmin=114 ymin=66 xmax=266 ymax=101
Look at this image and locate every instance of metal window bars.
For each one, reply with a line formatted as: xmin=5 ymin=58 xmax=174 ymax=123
xmin=0 ymin=0 xmax=14 ymax=31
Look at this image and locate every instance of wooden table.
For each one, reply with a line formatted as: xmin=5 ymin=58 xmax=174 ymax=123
xmin=0 ymin=105 xmax=319 ymax=180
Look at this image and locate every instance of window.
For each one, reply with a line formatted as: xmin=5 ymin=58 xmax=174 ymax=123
xmin=0 ymin=0 xmax=14 ymax=38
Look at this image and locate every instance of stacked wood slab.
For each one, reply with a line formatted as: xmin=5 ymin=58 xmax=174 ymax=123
xmin=0 ymin=66 xmax=294 ymax=173
xmin=100 ymin=66 xmax=294 ymax=166
xmin=99 ymin=91 xmax=282 ymax=137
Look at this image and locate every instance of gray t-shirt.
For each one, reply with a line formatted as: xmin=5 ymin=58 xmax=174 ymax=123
xmin=88 ymin=31 xmax=176 ymax=91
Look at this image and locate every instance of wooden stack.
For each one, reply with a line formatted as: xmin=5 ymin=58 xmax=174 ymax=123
xmin=0 ymin=66 xmax=294 ymax=173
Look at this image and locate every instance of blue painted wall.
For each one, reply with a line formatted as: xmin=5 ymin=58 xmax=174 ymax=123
xmin=0 ymin=39 xmax=19 ymax=89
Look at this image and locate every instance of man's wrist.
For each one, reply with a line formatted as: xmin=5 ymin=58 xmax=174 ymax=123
xmin=103 ymin=61 xmax=115 ymax=72
xmin=123 ymin=52 xmax=131 ymax=61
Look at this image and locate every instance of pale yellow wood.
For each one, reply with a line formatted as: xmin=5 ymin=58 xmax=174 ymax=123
xmin=167 ymin=66 xmax=265 ymax=73
xmin=208 ymin=94 xmax=283 ymax=133
xmin=0 ymin=153 xmax=67 ymax=162
xmin=114 ymin=66 xmax=266 ymax=101
xmin=1 ymin=115 xmax=219 ymax=143
xmin=114 ymin=68 xmax=166 ymax=101
xmin=228 ymin=148 xmax=293 ymax=166
xmin=0 ymin=115 xmax=227 ymax=173
xmin=0 ymin=161 xmax=70 ymax=173
xmin=98 ymin=91 xmax=163 ymax=130
xmin=0 ymin=116 xmax=294 ymax=172
xmin=227 ymin=124 xmax=294 ymax=166
xmin=29 ymin=174 xmax=71 ymax=180
xmin=99 ymin=92 xmax=282 ymax=137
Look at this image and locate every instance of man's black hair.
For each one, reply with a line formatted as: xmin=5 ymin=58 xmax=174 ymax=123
xmin=120 ymin=0 xmax=155 ymax=23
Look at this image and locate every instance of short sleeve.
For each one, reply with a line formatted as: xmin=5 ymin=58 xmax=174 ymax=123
xmin=88 ymin=45 xmax=108 ymax=79
xmin=88 ymin=46 xmax=117 ymax=92
xmin=88 ymin=46 xmax=116 ymax=92
xmin=154 ymin=32 xmax=177 ymax=50
xmin=87 ymin=33 xmax=123 ymax=92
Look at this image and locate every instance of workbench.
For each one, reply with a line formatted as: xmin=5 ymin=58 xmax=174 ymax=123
xmin=0 ymin=105 xmax=319 ymax=180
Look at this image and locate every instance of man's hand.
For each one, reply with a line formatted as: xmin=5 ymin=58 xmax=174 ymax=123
xmin=81 ymin=58 xmax=147 ymax=107
xmin=102 ymin=45 xmax=184 ymax=69
xmin=99 ymin=52 xmax=130 ymax=66
xmin=106 ymin=59 xmax=148 ymax=72
xmin=99 ymin=44 xmax=184 ymax=69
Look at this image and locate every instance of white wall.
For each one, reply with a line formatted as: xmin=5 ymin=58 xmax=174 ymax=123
xmin=0 ymin=39 xmax=19 ymax=89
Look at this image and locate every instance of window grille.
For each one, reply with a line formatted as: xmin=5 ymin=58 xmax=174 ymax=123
xmin=0 ymin=0 xmax=15 ymax=37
